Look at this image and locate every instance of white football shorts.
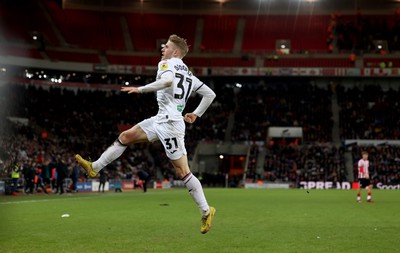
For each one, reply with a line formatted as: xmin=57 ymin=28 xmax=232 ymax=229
xmin=138 ymin=116 xmax=187 ymax=160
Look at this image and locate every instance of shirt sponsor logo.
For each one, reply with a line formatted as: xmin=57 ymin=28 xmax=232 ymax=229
xmin=160 ymin=62 xmax=168 ymax=70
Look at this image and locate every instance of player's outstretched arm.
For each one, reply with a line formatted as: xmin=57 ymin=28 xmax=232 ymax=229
xmin=121 ymin=86 xmax=140 ymax=94
xmin=190 ymin=84 xmax=216 ymax=120
xmin=121 ymin=72 xmax=173 ymax=94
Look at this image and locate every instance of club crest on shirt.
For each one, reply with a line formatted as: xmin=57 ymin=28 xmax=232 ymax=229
xmin=160 ymin=62 xmax=168 ymax=70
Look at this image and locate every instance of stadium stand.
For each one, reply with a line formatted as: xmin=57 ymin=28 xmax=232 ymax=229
xmin=0 ymin=0 xmax=59 ymax=45
xmin=337 ymin=84 xmax=400 ymax=140
xmin=185 ymin=57 xmax=255 ymax=67
xmin=46 ymin=50 xmax=101 ymax=63
xmin=43 ymin=1 xmax=125 ymax=50
xmin=264 ymin=57 xmax=354 ymax=68
xmin=335 ymin=14 xmax=400 ymax=52
xmin=242 ymin=15 xmax=330 ymax=53
xmin=0 ymin=45 xmax=43 ymax=59
xmin=1 ymin=1 xmax=400 ymax=189
xmin=0 ymin=81 xmax=342 ymax=184
xmin=106 ymin=55 xmax=161 ymax=65
xmin=125 ymin=13 xmax=197 ymax=51
xmin=232 ymin=81 xmax=333 ymax=143
xmin=351 ymin=145 xmax=400 ymax=185
xmin=2 ymin=74 xmax=400 ymax=185
xmin=201 ymin=15 xmax=238 ymax=52
xmin=4 ymin=2 xmax=397 ymax=69
xmin=0 ymin=84 xmax=157 ymax=179
xmin=0 ymin=80 xmax=232 ymax=179
xmin=364 ymin=58 xmax=400 ymax=68
xmin=263 ymin=144 xmax=346 ymax=183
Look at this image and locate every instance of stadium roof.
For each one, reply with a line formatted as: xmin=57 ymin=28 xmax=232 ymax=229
xmin=62 ymin=0 xmax=400 ymax=15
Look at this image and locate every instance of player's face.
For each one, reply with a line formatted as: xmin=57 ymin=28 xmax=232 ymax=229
xmin=161 ymin=41 xmax=176 ymax=60
xmin=362 ymin=154 xmax=368 ymax=160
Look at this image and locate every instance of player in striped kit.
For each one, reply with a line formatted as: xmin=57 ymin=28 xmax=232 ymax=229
xmin=356 ymin=151 xmax=374 ymax=203
xmin=75 ymin=34 xmax=216 ymax=233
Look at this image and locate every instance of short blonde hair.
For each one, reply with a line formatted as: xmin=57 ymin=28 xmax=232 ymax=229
xmin=168 ymin=34 xmax=189 ymax=58
xmin=361 ymin=151 xmax=368 ymax=155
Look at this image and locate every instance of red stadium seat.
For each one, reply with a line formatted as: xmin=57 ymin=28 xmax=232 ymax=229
xmin=201 ymin=15 xmax=238 ymax=52
xmin=0 ymin=0 xmax=59 ymax=45
xmin=242 ymin=15 xmax=330 ymax=53
xmin=43 ymin=1 xmax=125 ymax=50
xmin=125 ymin=13 xmax=197 ymax=51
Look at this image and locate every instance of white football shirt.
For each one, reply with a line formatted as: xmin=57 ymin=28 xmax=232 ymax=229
xmin=155 ymin=57 xmax=205 ymax=123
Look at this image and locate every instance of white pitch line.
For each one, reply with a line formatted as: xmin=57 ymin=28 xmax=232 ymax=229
xmin=0 ymin=196 xmax=99 ymax=205
xmin=0 ymin=190 xmax=169 ymax=205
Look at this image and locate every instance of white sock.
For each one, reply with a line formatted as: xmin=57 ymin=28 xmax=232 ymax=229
xmin=367 ymin=195 xmax=371 ymax=200
xmin=183 ymin=173 xmax=210 ymax=216
xmin=92 ymin=139 xmax=127 ymax=172
xmin=357 ymin=196 xmax=361 ymax=201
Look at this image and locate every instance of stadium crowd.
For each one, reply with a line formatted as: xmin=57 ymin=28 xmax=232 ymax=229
xmin=334 ymin=14 xmax=400 ymax=52
xmin=263 ymin=144 xmax=346 ymax=183
xmin=337 ymin=84 xmax=400 ymax=140
xmin=352 ymin=145 xmax=400 ymax=185
xmin=0 ymin=121 xmax=154 ymax=193
xmin=1 ymin=80 xmax=400 ymax=193
xmin=232 ymin=81 xmax=333 ymax=143
xmin=0 ymin=84 xmax=157 ymax=193
xmin=0 ymin=81 xmax=231 ymax=190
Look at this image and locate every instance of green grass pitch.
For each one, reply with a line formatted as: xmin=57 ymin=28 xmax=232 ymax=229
xmin=1 ymin=188 xmax=399 ymax=253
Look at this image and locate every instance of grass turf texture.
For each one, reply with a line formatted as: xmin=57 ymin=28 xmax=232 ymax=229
xmin=0 ymin=189 xmax=399 ymax=253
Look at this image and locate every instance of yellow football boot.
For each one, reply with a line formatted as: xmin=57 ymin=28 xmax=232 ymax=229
xmin=200 ymin=206 xmax=216 ymax=234
xmin=75 ymin=154 xmax=97 ymax=178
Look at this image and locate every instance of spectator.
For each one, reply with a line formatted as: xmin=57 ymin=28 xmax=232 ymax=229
xmin=56 ymin=155 xmax=68 ymax=195
xmin=98 ymin=170 xmax=107 ymax=193
xmin=69 ymin=162 xmax=80 ymax=193
xmin=11 ymin=163 xmax=21 ymax=196
xmin=34 ymin=167 xmax=48 ymax=194
xmin=137 ymin=168 xmax=150 ymax=193
xmin=23 ymin=159 xmax=35 ymax=194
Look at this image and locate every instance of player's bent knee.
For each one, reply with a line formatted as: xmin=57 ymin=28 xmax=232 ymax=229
xmin=119 ymin=125 xmax=148 ymax=145
xmin=119 ymin=130 xmax=136 ymax=144
xmin=175 ymin=167 xmax=191 ymax=179
xmin=118 ymin=131 xmax=128 ymax=144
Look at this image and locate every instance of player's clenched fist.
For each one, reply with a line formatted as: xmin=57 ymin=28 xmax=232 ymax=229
xmin=184 ymin=113 xmax=197 ymax=124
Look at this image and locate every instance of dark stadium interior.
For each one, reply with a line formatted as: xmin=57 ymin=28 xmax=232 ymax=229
xmin=60 ymin=0 xmax=400 ymax=15
xmin=1 ymin=0 xmax=399 ymax=191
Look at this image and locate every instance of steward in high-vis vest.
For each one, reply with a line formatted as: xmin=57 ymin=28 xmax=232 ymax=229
xmin=11 ymin=163 xmax=20 ymax=195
